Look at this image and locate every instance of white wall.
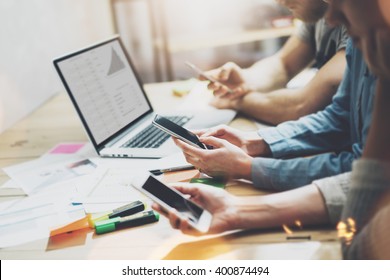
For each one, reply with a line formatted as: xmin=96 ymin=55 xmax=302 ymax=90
xmin=0 ymin=0 xmax=114 ymax=133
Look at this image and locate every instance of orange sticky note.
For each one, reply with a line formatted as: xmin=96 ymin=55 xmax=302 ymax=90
xmin=50 ymin=216 xmax=89 ymax=237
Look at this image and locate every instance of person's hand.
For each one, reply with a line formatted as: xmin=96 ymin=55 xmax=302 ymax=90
xmin=201 ymin=62 xmax=250 ymax=99
xmin=362 ymin=29 xmax=390 ymax=82
xmin=194 ymin=125 xmax=269 ymax=157
xmin=173 ymin=136 xmax=253 ymax=180
xmin=209 ymin=95 xmax=242 ymax=110
xmin=151 ymin=183 xmax=239 ymax=236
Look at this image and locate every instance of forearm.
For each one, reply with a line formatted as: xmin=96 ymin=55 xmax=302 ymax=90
xmin=236 ymin=88 xmax=307 ymax=125
xmin=243 ymin=35 xmax=314 ymax=93
xmin=237 ymin=51 xmax=346 ymax=125
xmin=243 ymin=55 xmax=290 ymax=93
xmin=232 ymin=184 xmax=329 ymax=230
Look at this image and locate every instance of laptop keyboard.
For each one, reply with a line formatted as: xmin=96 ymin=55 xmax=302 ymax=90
xmin=121 ymin=116 xmax=192 ymax=149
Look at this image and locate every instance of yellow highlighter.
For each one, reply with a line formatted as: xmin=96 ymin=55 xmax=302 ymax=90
xmin=88 ymin=200 xmax=146 ymax=228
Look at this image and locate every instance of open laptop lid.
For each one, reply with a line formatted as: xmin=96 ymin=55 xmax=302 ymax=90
xmin=53 ymin=36 xmax=154 ymax=153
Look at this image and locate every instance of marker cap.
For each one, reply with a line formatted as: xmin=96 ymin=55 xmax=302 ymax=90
xmin=109 ymin=200 xmax=145 ymax=218
xmin=95 ymin=217 xmax=120 ymax=234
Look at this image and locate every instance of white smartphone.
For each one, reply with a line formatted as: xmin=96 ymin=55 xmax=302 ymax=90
xmin=131 ymin=173 xmax=212 ymax=233
xmin=152 ymin=115 xmax=209 ymax=149
xmin=185 ymin=61 xmax=234 ymax=94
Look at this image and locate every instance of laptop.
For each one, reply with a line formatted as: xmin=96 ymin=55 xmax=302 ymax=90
xmin=53 ymin=36 xmax=235 ymax=158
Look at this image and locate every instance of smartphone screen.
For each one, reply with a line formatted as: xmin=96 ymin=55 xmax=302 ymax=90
xmin=153 ymin=115 xmax=206 ymax=149
xmin=132 ymin=173 xmax=212 ymax=232
xmin=142 ymin=176 xmax=203 ymax=223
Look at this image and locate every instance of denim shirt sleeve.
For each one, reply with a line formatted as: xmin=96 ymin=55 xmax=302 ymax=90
xmin=251 ymin=150 xmax=356 ymax=190
xmin=258 ymin=69 xmax=351 ymax=159
xmin=251 ymin=44 xmax=354 ymax=190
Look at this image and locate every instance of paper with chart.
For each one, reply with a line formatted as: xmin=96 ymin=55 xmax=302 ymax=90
xmin=79 ymin=167 xmax=150 ymax=214
xmin=3 ymin=156 xmax=98 ymax=195
xmin=0 ymin=192 xmax=85 ymax=248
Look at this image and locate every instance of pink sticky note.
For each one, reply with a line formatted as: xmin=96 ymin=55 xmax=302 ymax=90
xmin=50 ymin=143 xmax=85 ymax=154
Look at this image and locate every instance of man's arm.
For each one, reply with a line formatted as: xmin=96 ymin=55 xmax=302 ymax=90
xmin=235 ymin=50 xmax=346 ymax=125
xmin=242 ymin=35 xmax=315 ymax=92
xmin=155 ymin=181 xmax=331 ymax=235
xmin=233 ymin=184 xmax=329 ymax=230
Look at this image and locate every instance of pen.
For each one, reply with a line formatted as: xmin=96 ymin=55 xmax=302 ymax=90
xmin=286 ymin=235 xmax=311 ymax=240
xmin=95 ymin=210 xmax=160 ymax=234
xmin=149 ymin=165 xmax=195 ymax=176
xmin=88 ymin=200 xmax=146 ymax=227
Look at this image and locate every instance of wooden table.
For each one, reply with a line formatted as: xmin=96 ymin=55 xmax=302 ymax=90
xmin=0 ymin=81 xmax=341 ymax=259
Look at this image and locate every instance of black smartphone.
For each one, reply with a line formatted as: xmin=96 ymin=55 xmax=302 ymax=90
xmin=152 ymin=115 xmax=207 ymax=149
xmin=132 ymin=173 xmax=212 ymax=233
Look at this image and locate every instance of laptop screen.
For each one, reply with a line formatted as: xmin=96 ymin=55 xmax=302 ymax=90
xmin=55 ymin=38 xmax=152 ymax=146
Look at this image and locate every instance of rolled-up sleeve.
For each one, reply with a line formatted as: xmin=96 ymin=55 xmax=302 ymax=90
xmin=313 ymin=172 xmax=350 ymax=225
xmin=341 ymin=159 xmax=390 ymax=259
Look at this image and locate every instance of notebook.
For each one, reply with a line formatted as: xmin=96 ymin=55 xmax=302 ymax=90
xmin=53 ymin=36 xmax=235 ymax=158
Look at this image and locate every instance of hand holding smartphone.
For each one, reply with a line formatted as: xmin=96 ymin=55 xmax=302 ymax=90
xmin=185 ymin=61 xmax=235 ymax=95
xmin=152 ymin=115 xmax=209 ymax=149
xmin=131 ymin=173 xmax=212 ymax=233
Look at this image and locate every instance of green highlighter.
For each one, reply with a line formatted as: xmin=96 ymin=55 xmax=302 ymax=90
xmin=190 ymin=178 xmax=226 ymax=188
xmin=95 ymin=210 xmax=160 ymax=234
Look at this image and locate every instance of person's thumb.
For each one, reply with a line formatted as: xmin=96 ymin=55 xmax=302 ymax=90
xmin=199 ymin=136 xmax=226 ymax=148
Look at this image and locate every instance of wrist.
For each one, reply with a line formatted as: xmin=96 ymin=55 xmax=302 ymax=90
xmin=237 ymin=156 xmax=253 ymax=180
xmin=226 ymin=197 xmax=244 ymax=230
xmin=232 ymin=196 xmax=272 ymax=230
xmin=244 ymin=134 xmax=271 ymax=157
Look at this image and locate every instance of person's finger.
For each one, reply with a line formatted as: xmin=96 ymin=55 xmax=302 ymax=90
xmin=191 ymin=128 xmax=209 ymax=136
xmin=207 ymin=81 xmax=220 ymax=91
xmin=198 ymin=136 xmax=227 ymax=148
xmin=173 ymin=137 xmax=207 ymax=158
xmin=228 ymin=86 xmax=247 ymax=99
xmin=201 ymin=68 xmax=221 ymax=81
xmin=213 ymin=86 xmax=230 ymax=98
xmin=169 ymin=183 xmax=199 ymax=196
xmin=201 ymin=125 xmax=227 ymax=138
xmin=218 ymin=67 xmax=231 ymax=81
xmin=167 ymin=209 xmax=183 ymax=229
xmin=179 ymin=218 xmax=203 ymax=236
xmin=218 ymin=63 xmax=235 ymax=81
xmin=151 ymin=203 xmax=169 ymax=218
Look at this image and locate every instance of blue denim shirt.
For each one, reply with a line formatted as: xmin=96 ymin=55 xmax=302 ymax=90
xmin=252 ymin=40 xmax=377 ymax=190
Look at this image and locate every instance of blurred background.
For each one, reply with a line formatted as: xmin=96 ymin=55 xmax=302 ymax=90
xmin=0 ymin=0 xmax=293 ymax=134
